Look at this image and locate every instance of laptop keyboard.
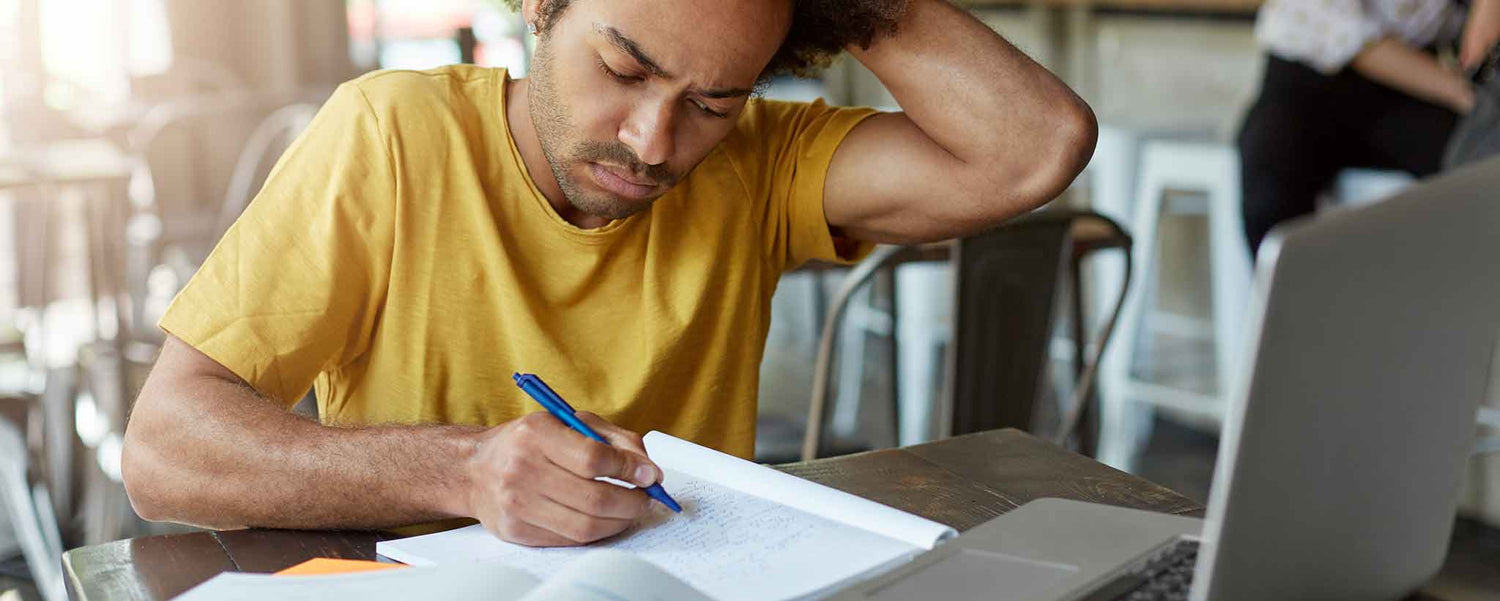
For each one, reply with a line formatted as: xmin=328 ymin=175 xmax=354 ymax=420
xmin=1077 ymin=539 xmax=1199 ymax=601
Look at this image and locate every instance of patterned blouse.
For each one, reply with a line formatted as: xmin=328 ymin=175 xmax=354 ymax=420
xmin=1256 ymin=0 xmax=1467 ymax=73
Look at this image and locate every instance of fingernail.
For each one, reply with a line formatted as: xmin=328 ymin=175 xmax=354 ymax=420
xmin=633 ymin=464 xmax=657 ymax=487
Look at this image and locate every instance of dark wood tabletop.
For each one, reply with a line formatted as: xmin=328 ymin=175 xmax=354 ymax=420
xmin=60 ymin=428 xmax=1198 ymax=600
xmin=57 ymin=427 xmax=1469 ymax=601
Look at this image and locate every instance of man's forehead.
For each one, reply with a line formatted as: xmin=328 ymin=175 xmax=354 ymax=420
xmin=573 ymin=0 xmax=790 ymax=83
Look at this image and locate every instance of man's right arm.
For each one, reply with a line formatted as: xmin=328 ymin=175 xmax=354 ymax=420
xmin=122 ymin=335 xmax=664 ymax=547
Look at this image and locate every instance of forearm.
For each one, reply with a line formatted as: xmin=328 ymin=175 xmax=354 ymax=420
xmin=1351 ymin=37 xmax=1474 ymax=114
xmin=851 ymin=0 xmax=1095 ymax=196
xmin=122 ymin=371 xmax=483 ymax=530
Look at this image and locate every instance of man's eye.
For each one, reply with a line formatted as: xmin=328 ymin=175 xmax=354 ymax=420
xmin=596 ymin=58 xmax=641 ymax=83
xmin=692 ymin=100 xmax=729 ymax=119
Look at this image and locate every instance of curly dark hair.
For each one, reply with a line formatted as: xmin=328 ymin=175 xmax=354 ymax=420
xmin=503 ymin=0 xmax=908 ymax=79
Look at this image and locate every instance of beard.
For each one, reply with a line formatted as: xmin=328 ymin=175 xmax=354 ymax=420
xmin=527 ymin=42 xmax=680 ymax=221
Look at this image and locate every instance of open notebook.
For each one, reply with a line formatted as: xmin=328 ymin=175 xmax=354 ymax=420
xmin=173 ymin=549 xmax=712 ymax=601
xmin=377 ymin=432 xmax=958 ymax=601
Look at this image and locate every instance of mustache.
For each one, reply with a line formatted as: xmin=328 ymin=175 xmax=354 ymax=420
xmin=575 ymin=140 xmax=675 ymax=185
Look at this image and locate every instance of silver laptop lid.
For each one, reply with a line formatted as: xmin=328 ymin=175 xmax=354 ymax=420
xmin=1192 ymin=158 xmax=1500 ymax=601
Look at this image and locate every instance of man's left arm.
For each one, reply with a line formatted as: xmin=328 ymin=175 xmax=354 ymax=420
xmin=824 ymin=0 xmax=1097 ymax=244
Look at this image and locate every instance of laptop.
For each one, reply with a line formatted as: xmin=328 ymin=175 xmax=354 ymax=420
xmin=829 ymin=156 xmax=1500 ymax=601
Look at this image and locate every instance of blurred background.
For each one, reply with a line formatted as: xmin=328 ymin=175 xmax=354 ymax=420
xmin=0 ymin=1 xmax=1496 ymax=600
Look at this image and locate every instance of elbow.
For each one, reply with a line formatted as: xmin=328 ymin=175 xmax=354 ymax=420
xmin=1059 ymin=98 xmax=1100 ymax=187
xmin=1025 ymin=96 xmax=1097 ymax=210
xmin=957 ymin=97 xmax=1098 ymax=229
xmin=121 ymin=426 xmax=169 ymax=522
xmin=121 ymin=406 xmax=189 ymax=524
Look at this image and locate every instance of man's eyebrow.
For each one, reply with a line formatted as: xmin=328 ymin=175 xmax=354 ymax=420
xmin=595 ymin=24 xmax=754 ymax=99
xmin=699 ymin=86 xmax=754 ymax=99
xmin=598 ymin=25 xmax=669 ymax=78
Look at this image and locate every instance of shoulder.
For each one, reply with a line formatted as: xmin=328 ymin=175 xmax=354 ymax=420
xmin=350 ymin=65 xmax=498 ymax=106
xmin=722 ymin=97 xmax=832 ymax=152
xmin=717 ymin=96 xmax=879 ymax=180
xmin=339 ymin=66 xmax=501 ymax=131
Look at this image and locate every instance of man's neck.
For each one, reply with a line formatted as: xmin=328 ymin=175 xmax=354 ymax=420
xmin=504 ymin=77 xmax=611 ymax=230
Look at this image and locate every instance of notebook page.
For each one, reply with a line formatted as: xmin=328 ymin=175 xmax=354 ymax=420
xmin=519 ymin=549 xmax=712 ymax=601
xmin=643 ymin=432 xmax=957 ymax=549
xmin=377 ymin=467 xmax=924 ymax=601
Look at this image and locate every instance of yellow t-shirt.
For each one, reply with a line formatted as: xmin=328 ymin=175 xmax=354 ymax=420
xmin=159 ymin=66 xmax=875 ymax=459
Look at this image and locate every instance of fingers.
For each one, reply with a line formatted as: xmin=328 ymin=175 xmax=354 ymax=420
xmin=551 ymin=412 xmax=662 ymax=488
xmin=485 ymin=501 xmax=632 ymax=548
xmin=470 ymin=413 xmax=658 ymax=547
xmin=532 ymin=459 xmax=653 ymax=520
xmin=486 ymin=516 xmax=576 ymax=547
xmin=577 ymin=411 xmax=649 ymax=455
xmin=522 ymin=495 xmax=635 ymax=546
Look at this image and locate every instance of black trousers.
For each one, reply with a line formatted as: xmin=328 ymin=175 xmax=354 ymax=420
xmin=1236 ymin=54 xmax=1459 ymax=254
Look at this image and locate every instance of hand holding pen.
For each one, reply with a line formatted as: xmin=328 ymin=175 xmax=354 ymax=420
xmin=514 ymin=373 xmax=682 ymax=513
xmin=459 ymin=381 xmax=671 ymax=547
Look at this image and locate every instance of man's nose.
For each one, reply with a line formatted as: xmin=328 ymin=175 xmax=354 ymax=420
xmin=619 ymin=98 xmax=676 ymax=168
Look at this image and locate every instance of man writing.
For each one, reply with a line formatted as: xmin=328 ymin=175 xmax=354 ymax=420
xmin=121 ymin=0 xmax=1095 ymax=547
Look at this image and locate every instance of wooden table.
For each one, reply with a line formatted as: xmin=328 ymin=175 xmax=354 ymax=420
xmin=62 ymin=429 xmax=1201 ymax=600
xmin=60 ymin=428 xmax=1483 ymax=601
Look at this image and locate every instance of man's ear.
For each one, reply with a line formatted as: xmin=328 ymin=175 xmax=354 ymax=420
xmin=521 ymin=0 xmax=542 ymax=28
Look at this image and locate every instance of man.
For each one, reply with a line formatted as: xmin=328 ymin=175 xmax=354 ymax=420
xmin=121 ymin=0 xmax=1095 ymax=548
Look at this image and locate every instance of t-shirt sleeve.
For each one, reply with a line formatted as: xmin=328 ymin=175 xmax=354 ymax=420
xmin=1255 ymin=0 xmax=1384 ymax=74
xmin=728 ymin=98 xmax=881 ymax=272
xmin=158 ymin=81 xmax=396 ymax=406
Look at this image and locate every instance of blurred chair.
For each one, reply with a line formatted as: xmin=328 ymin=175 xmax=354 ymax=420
xmin=947 ymin=211 xmax=1131 ymax=451
xmin=806 ymin=246 xmax=948 ymax=455
xmin=123 ymin=92 xmax=321 ymax=341
xmin=67 ymin=93 xmax=322 ymax=545
xmin=1097 ymin=140 xmax=1249 ymax=471
xmin=822 ymin=253 xmax=954 ymax=449
xmin=802 ymin=210 xmax=1131 ymax=461
xmin=0 ymin=141 xmax=133 ymax=552
xmin=1 ymin=403 xmax=65 ymax=601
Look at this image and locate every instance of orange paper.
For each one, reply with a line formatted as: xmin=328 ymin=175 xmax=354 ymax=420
xmin=275 ymin=557 xmax=407 ymax=576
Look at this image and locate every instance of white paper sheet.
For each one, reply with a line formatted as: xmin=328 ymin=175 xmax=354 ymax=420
xmin=378 ymin=470 xmax=917 ymax=600
xmin=522 ymin=549 xmax=713 ymax=601
xmin=376 ymin=433 xmax=957 ymax=601
xmin=641 ymin=432 xmax=957 ymax=550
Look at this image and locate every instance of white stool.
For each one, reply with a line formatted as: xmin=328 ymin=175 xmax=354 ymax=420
xmin=892 ymin=264 xmax=952 ymax=447
xmin=1084 ymin=127 xmax=1144 ymax=344
xmin=830 ymin=263 xmax=952 ymax=447
xmin=1098 ymin=140 xmax=1251 ymax=471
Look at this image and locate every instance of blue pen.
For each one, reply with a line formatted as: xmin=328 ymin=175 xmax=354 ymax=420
xmin=512 ymin=372 xmax=683 ymax=513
